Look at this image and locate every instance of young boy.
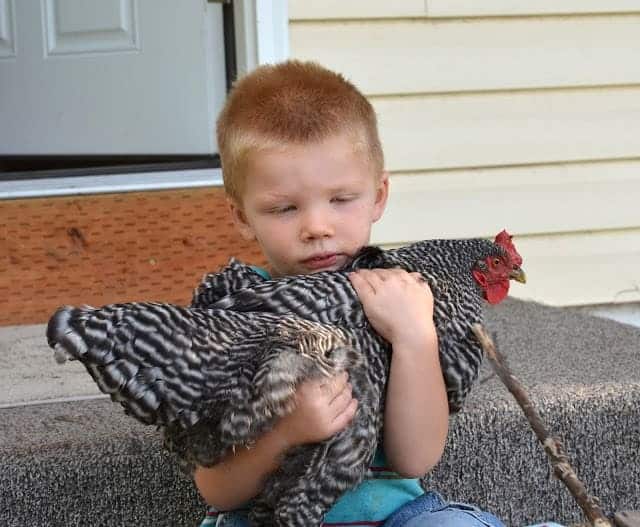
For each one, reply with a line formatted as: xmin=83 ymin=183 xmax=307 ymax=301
xmin=194 ymin=60 xmax=505 ymax=527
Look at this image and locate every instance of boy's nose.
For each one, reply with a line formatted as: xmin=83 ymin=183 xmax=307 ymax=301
xmin=300 ymin=211 xmax=334 ymax=240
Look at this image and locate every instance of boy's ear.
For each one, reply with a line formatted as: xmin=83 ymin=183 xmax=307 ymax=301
xmin=372 ymin=171 xmax=389 ymax=222
xmin=227 ymin=198 xmax=256 ymax=241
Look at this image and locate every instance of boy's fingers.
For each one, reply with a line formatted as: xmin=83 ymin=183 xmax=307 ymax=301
xmin=411 ymin=273 xmax=434 ymax=295
xmin=331 ymin=375 xmax=350 ymax=400
xmin=356 ymin=268 xmax=413 ymax=287
xmin=322 ymin=371 xmax=348 ymax=396
xmin=348 ymin=271 xmax=376 ymax=295
xmin=332 ymin=397 xmax=358 ymax=429
xmin=330 ymin=382 xmax=353 ymax=409
xmin=336 ymin=370 xmax=348 ymax=388
xmin=366 ymin=269 xmax=388 ymax=281
xmin=362 ymin=269 xmax=387 ymax=283
xmin=336 ymin=399 xmax=358 ymax=428
xmin=356 ymin=269 xmax=387 ymax=289
xmin=375 ymin=267 xmax=407 ymax=279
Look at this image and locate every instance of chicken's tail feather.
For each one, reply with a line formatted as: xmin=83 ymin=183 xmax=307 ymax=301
xmin=46 ymin=303 xmax=216 ymax=428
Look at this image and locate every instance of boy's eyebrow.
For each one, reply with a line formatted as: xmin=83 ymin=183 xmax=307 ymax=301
xmin=254 ymin=192 xmax=292 ymax=204
xmin=328 ymin=186 xmax=359 ymax=194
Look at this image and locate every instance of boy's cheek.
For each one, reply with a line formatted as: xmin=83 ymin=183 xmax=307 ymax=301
xmin=228 ymin=203 xmax=257 ymax=240
xmin=235 ymin=222 xmax=256 ymax=241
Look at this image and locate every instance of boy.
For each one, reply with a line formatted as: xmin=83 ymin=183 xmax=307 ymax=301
xmin=194 ymin=60 xmax=505 ymax=527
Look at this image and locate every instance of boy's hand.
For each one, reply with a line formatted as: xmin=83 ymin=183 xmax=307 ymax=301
xmin=274 ymin=371 xmax=357 ymax=447
xmin=348 ymin=268 xmax=436 ymax=350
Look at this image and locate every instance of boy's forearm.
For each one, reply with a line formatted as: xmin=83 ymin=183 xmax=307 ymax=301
xmin=193 ymin=427 xmax=290 ymax=510
xmin=383 ymin=332 xmax=449 ymax=477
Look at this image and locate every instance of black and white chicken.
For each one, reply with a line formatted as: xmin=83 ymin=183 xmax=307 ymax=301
xmin=47 ymin=230 xmax=525 ymax=526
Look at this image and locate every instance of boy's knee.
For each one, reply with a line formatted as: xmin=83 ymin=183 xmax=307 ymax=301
xmin=385 ymin=492 xmax=505 ymax=527
xmin=401 ymin=507 xmax=505 ymax=527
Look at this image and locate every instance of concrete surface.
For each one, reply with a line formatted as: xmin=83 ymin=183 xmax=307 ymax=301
xmin=0 ymin=323 xmax=105 ymax=408
xmin=575 ymin=301 xmax=640 ymax=329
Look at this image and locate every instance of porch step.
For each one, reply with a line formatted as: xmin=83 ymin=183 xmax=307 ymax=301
xmin=1 ymin=299 xmax=639 ymax=526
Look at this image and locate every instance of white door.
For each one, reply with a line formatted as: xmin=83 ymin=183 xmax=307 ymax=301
xmin=0 ymin=0 xmax=226 ymax=155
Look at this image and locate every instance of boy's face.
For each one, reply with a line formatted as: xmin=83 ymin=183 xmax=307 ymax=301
xmin=229 ymin=133 xmax=388 ymax=277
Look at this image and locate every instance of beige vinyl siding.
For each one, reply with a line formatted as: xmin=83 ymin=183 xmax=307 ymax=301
xmin=288 ymin=4 xmax=640 ymax=307
xmin=377 ymin=160 xmax=640 ymax=243
xmin=374 ymin=89 xmax=640 ymax=171
xmin=289 ymin=1 xmax=640 ymax=19
xmin=291 ymin=16 xmax=640 ymax=94
xmin=289 ymin=1 xmax=426 ymax=20
xmin=424 ymin=1 xmax=640 ymax=18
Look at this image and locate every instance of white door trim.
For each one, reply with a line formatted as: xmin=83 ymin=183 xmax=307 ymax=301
xmin=234 ymin=0 xmax=289 ymax=75
xmin=0 ymin=168 xmax=223 ymax=199
xmin=2 ymin=0 xmax=289 ymax=200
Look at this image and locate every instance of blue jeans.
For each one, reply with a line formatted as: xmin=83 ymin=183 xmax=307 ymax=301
xmin=203 ymin=491 xmax=506 ymax=526
xmin=384 ymin=491 xmax=505 ymax=526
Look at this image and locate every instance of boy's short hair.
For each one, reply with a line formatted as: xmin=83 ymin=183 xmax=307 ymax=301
xmin=217 ymin=60 xmax=384 ymax=201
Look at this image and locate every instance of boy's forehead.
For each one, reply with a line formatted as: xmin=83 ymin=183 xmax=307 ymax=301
xmin=240 ymin=155 xmax=378 ymax=197
xmin=248 ymin=133 xmax=373 ymax=170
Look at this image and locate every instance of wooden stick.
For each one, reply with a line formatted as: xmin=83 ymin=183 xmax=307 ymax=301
xmin=471 ymin=324 xmax=613 ymax=527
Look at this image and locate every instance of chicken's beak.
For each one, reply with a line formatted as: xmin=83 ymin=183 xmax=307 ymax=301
xmin=510 ymin=267 xmax=527 ymax=283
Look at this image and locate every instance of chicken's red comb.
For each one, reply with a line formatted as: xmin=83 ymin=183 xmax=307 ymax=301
xmin=494 ymin=230 xmax=522 ymax=265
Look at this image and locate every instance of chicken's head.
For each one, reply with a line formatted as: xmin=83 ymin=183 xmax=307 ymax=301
xmin=472 ymin=230 xmax=526 ymax=305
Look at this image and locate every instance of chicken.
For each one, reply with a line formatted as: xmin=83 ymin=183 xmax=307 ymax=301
xmin=47 ymin=230 xmax=525 ymax=527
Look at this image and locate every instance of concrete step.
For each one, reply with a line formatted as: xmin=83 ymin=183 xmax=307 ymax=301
xmin=1 ymin=299 xmax=639 ymax=526
xmin=0 ymin=322 xmax=104 ymax=408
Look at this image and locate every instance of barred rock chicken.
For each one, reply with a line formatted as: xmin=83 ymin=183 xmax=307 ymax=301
xmin=47 ymin=230 xmax=524 ymax=527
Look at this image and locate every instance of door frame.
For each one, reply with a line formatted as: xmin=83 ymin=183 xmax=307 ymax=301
xmin=0 ymin=0 xmax=289 ymax=200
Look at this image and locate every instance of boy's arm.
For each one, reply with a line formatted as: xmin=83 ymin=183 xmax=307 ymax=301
xmin=193 ymin=425 xmax=289 ymax=510
xmin=194 ymin=372 xmax=357 ymax=510
xmin=348 ymin=268 xmax=449 ymax=477
xmin=383 ymin=331 xmax=448 ymax=477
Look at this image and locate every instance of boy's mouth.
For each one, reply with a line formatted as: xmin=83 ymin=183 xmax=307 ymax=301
xmin=302 ymin=253 xmax=340 ymax=270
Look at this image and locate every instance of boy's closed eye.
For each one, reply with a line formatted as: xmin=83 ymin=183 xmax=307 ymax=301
xmin=331 ymin=194 xmax=357 ymax=203
xmin=266 ymin=196 xmax=356 ymax=213
xmin=267 ymin=204 xmax=296 ymax=214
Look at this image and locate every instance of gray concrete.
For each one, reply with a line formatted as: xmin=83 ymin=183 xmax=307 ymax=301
xmin=1 ymin=298 xmax=639 ymax=526
xmin=0 ymin=323 xmax=104 ymax=407
xmin=576 ymin=301 xmax=640 ymax=329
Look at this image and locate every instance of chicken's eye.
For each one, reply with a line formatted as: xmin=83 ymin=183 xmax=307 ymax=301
xmin=493 ymin=258 xmax=501 ymax=266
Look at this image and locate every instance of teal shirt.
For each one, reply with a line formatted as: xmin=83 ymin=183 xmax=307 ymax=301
xmin=323 ymin=449 xmax=423 ymax=524
xmin=249 ymin=265 xmax=272 ymax=280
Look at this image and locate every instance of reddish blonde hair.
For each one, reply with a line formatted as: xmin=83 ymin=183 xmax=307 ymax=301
xmin=216 ymin=60 xmax=384 ymax=201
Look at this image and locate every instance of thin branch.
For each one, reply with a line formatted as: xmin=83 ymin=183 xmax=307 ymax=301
xmin=472 ymin=324 xmax=613 ymax=527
